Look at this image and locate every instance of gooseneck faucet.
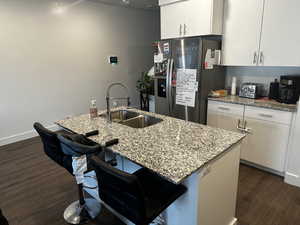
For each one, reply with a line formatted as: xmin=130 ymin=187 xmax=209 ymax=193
xmin=106 ymin=82 xmax=130 ymax=123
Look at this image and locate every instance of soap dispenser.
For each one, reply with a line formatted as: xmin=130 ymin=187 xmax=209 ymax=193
xmin=89 ymin=99 xmax=98 ymax=119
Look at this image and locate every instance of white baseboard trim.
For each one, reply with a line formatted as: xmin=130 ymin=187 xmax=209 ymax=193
xmin=285 ymin=172 xmax=300 ymax=187
xmin=0 ymin=124 xmax=60 ymax=147
xmin=240 ymin=159 xmax=284 ymax=177
xmin=228 ymin=218 xmax=238 ymax=225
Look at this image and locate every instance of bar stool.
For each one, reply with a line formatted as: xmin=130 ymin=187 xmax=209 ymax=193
xmin=34 ymin=123 xmax=103 ymax=224
xmin=57 ymin=133 xmax=105 ymax=224
xmin=90 ymin=155 xmax=187 ymax=225
xmin=0 ymin=209 xmax=9 ymax=225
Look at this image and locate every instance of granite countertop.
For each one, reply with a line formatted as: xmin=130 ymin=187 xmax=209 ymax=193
xmin=208 ymin=96 xmax=297 ymax=112
xmin=56 ymin=107 xmax=245 ymax=184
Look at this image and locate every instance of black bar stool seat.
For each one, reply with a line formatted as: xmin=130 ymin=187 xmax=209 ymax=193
xmin=58 ymin=133 xmax=104 ymax=224
xmin=0 ymin=209 xmax=9 ymax=225
xmin=90 ymin=156 xmax=187 ymax=225
xmin=34 ymin=123 xmax=103 ymax=224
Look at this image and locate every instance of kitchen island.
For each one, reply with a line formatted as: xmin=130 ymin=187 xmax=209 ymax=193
xmin=57 ymin=107 xmax=245 ymax=225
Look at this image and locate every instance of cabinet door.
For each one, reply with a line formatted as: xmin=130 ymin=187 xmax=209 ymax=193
xmin=242 ymin=118 xmax=290 ymax=172
xmin=184 ymin=0 xmax=223 ymax=37
xmin=160 ymin=1 xmax=187 ymax=39
xmin=207 ymin=110 xmax=219 ymax=128
xmin=207 ymin=101 xmax=244 ymax=130
xmin=222 ymin=0 xmax=264 ymax=66
xmin=207 ymin=104 xmax=243 ymax=132
xmin=259 ymin=0 xmax=300 ymax=66
xmin=217 ymin=113 xmax=242 ymax=132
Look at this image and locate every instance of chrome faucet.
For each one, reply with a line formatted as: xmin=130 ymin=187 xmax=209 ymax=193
xmin=106 ymin=82 xmax=130 ymax=122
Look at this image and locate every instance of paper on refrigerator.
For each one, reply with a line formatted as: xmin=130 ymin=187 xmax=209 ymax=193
xmin=176 ymin=69 xmax=198 ymax=107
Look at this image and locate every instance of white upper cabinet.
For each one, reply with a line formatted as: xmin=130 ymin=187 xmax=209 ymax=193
xmin=222 ymin=0 xmax=300 ymax=67
xmin=259 ymin=0 xmax=300 ymax=66
xmin=160 ymin=0 xmax=188 ymax=40
xmin=221 ymin=0 xmax=264 ymax=66
xmin=184 ymin=0 xmax=224 ymax=37
xmin=160 ymin=0 xmax=224 ymax=40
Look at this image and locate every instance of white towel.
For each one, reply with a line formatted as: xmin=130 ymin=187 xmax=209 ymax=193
xmin=72 ymin=155 xmax=88 ymax=184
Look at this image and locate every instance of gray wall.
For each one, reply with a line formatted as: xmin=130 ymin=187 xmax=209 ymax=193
xmin=225 ymin=67 xmax=300 ymax=95
xmin=0 ymin=0 xmax=160 ymax=144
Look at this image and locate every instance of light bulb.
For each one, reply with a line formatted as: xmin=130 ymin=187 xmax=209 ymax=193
xmin=122 ymin=0 xmax=130 ymax=5
xmin=52 ymin=2 xmax=66 ymax=14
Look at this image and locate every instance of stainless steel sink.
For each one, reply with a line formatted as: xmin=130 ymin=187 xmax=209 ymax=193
xmin=120 ymin=115 xmax=163 ymax=128
xmin=99 ymin=110 xmax=163 ymax=129
xmin=99 ymin=110 xmax=140 ymax=122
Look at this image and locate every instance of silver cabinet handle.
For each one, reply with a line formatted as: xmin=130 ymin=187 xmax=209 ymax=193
xmin=237 ymin=119 xmax=242 ymax=129
xmin=184 ymin=24 xmax=187 ymax=36
xmin=259 ymin=51 xmax=264 ymax=64
xmin=237 ymin=119 xmax=252 ymax=134
xmin=218 ymin=106 xmax=230 ymax=111
xmin=253 ymin=52 xmax=257 ymax=64
xmin=179 ymin=24 xmax=182 ymax=36
xmin=237 ymin=126 xmax=252 ymax=134
xmin=258 ymin=113 xmax=273 ymax=118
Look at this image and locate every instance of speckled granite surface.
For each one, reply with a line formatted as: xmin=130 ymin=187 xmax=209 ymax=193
xmin=208 ymin=96 xmax=297 ymax=112
xmin=56 ymin=107 xmax=245 ymax=184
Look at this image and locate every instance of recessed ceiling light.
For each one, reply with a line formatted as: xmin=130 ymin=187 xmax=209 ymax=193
xmin=122 ymin=0 xmax=130 ymax=5
xmin=52 ymin=2 xmax=66 ymax=14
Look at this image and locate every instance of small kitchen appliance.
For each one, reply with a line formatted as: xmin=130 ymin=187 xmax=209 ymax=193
xmin=269 ymin=79 xmax=280 ymax=100
xmin=239 ymin=83 xmax=264 ymax=99
xmin=278 ymin=75 xmax=300 ymax=104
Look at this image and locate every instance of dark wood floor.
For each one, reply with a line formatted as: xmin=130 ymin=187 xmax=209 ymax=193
xmin=0 ymin=137 xmax=124 ymax=225
xmin=1 ymin=137 xmax=300 ymax=225
xmin=237 ymin=164 xmax=300 ymax=225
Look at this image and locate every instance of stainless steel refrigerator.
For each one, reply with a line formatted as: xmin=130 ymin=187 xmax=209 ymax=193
xmin=153 ymin=36 xmax=225 ymax=124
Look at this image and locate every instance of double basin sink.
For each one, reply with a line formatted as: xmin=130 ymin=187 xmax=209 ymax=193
xmin=100 ymin=110 xmax=163 ymax=129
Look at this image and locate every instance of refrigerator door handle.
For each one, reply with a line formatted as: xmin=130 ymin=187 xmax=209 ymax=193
xmin=166 ymin=58 xmax=171 ymax=114
xmin=168 ymin=59 xmax=174 ymax=114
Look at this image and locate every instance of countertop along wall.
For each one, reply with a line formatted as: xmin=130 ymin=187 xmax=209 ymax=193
xmin=225 ymin=66 xmax=300 ymax=96
xmin=225 ymin=66 xmax=300 ymax=187
xmin=0 ymin=0 xmax=160 ymax=145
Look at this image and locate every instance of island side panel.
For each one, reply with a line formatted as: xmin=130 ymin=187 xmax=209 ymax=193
xmin=166 ymin=143 xmax=241 ymax=225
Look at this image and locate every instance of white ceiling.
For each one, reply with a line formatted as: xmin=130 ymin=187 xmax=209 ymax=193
xmin=91 ymin=0 xmax=159 ymax=10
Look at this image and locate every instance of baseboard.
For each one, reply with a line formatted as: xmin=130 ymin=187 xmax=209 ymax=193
xmin=285 ymin=172 xmax=300 ymax=187
xmin=240 ymin=160 xmax=284 ymax=177
xmin=228 ymin=218 xmax=238 ymax=225
xmin=0 ymin=124 xmax=60 ymax=147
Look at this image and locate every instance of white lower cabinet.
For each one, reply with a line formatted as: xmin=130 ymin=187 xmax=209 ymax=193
xmin=207 ymin=100 xmax=244 ymax=132
xmin=242 ymin=106 xmax=292 ymax=172
xmin=207 ymin=100 xmax=293 ymax=174
xmin=241 ymin=117 xmax=290 ymax=173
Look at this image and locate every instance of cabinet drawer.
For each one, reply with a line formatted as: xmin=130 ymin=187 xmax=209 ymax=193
xmin=208 ymin=101 xmax=244 ymax=116
xmin=245 ymin=106 xmax=292 ymax=125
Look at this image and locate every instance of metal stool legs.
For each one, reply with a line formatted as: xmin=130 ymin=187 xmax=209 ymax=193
xmin=63 ymin=184 xmax=101 ymax=224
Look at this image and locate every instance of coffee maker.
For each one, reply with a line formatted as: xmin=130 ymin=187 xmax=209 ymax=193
xmin=278 ymin=75 xmax=300 ymax=104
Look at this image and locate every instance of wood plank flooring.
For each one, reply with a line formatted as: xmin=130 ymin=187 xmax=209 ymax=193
xmin=1 ymin=136 xmax=300 ymax=225
xmin=0 ymin=137 xmax=124 ymax=225
xmin=237 ymin=165 xmax=300 ymax=225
